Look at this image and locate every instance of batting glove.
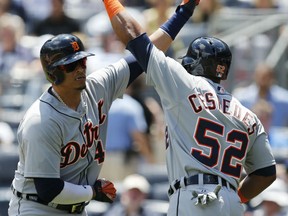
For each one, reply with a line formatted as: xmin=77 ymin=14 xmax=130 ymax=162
xmin=192 ymin=184 xmax=221 ymax=205
xmin=93 ymin=179 xmax=117 ymax=203
xmin=180 ymin=0 xmax=200 ymax=12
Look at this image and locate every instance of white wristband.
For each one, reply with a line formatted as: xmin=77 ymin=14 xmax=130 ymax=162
xmin=51 ymin=181 xmax=93 ymax=204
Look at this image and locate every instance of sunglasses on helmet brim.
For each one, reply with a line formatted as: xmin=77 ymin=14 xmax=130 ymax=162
xmin=59 ymin=58 xmax=87 ymax=73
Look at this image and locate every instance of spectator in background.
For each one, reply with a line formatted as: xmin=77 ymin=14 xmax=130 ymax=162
xmin=128 ymin=75 xmax=161 ymax=133
xmin=84 ymin=8 xmax=145 ymax=73
xmin=21 ymin=0 xmax=52 ymax=33
xmin=0 ymin=120 xmax=15 ymax=146
xmin=250 ymin=178 xmax=288 ymax=216
xmin=31 ymin=0 xmax=80 ymax=36
xmin=277 ymin=0 xmax=288 ymax=10
xmin=251 ymin=0 xmax=278 ymax=9
xmin=233 ymin=63 xmax=288 ymax=153
xmin=0 ymin=0 xmax=10 ymax=16
xmin=0 ymin=0 xmax=26 ymax=21
xmin=124 ymin=0 xmax=149 ymax=8
xmin=128 ymin=74 xmax=166 ymax=158
xmin=143 ymin=0 xmax=175 ymax=35
xmin=225 ymin=0 xmax=278 ymax=9
xmin=0 ymin=82 xmax=14 ymax=146
xmin=191 ymin=0 xmax=223 ymax=23
xmin=233 ymin=63 xmax=288 ymax=129
xmin=99 ymin=85 xmax=155 ymax=182
xmin=224 ymin=0 xmax=252 ymax=8
xmin=251 ymin=99 xmax=273 ymax=134
xmin=143 ymin=0 xmax=184 ymax=58
xmin=104 ymin=174 xmax=163 ymax=216
xmin=0 ymin=13 xmax=34 ymax=89
xmin=0 ymin=80 xmax=15 ymax=146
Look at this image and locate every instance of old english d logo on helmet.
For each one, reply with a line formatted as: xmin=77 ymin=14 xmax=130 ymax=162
xmin=71 ymin=41 xmax=80 ymax=52
xmin=216 ymin=65 xmax=226 ymax=78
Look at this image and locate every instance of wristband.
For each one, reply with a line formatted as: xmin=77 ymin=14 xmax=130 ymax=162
xmin=237 ymin=189 xmax=249 ymax=203
xmin=103 ymin=0 xmax=125 ymax=19
xmin=160 ymin=6 xmax=192 ymax=40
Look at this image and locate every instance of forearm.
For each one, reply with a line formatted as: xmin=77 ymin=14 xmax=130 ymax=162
xmin=149 ymin=30 xmax=172 ymax=54
xmin=153 ymin=5 xmax=195 ymax=52
xmin=34 ymin=178 xmax=94 ymax=204
xmin=238 ymin=173 xmax=276 ymax=202
xmin=52 ymin=181 xmax=94 ymax=204
xmin=51 ymin=180 xmax=116 ymax=204
xmin=104 ymin=0 xmax=143 ymax=46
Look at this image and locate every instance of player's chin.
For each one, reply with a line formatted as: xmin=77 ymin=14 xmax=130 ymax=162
xmin=76 ymin=83 xmax=86 ymax=91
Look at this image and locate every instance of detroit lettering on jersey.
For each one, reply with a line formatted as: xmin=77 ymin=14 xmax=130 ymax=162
xmin=188 ymin=90 xmax=257 ymax=135
xmin=60 ymin=99 xmax=106 ymax=168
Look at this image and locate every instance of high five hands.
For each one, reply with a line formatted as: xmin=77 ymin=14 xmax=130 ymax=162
xmin=181 ymin=0 xmax=201 ymax=11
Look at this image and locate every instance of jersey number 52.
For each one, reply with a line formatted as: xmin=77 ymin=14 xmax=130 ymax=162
xmin=192 ymin=117 xmax=249 ymax=179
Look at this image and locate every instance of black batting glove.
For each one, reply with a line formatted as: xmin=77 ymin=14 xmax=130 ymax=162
xmin=180 ymin=0 xmax=200 ymax=11
xmin=93 ymin=179 xmax=116 ymax=203
xmin=175 ymin=0 xmax=200 ymax=19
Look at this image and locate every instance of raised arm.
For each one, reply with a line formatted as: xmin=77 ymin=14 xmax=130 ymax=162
xmin=103 ymin=0 xmax=200 ymax=52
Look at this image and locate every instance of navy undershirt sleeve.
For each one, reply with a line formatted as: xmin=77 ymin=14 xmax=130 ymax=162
xmin=160 ymin=6 xmax=192 ymax=40
xmin=250 ymin=165 xmax=276 ymax=177
xmin=126 ymin=33 xmax=153 ymax=73
xmin=124 ymin=55 xmax=143 ymax=87
xmin=34 ymin=177 xmax=64 ymax=202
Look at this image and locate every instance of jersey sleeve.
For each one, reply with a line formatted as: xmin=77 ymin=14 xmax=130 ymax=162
xmin=127 ymin=33 xmax=192 ymax=108
xmin=244 ymin=122 xmax=276 ymax=175
xmin=146 ymin=47 xmax=193 ymax=108
xmin=20 ymin=115 xmax=62 ymax=178
xmin=87 ymin=58 xmax=130 ymax=104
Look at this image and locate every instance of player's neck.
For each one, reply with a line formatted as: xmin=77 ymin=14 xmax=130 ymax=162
xmin=52 ymin=87 xmax=82 ymax=111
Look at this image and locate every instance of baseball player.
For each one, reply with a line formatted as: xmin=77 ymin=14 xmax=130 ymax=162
xmin=8 ymin=1 xmax=198 ymax=215
xmin=103 ymin=0 xmax=277 ymax=215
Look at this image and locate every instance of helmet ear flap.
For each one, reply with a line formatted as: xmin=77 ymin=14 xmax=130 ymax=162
xmin=46 ymin=67 xmax=64 ymax=85
xmin=181 ymin=56 xmax=201 ymax=74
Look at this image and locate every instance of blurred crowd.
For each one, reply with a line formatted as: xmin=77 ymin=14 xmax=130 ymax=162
xmin=1 ymin=0 xmax=288 ymax=215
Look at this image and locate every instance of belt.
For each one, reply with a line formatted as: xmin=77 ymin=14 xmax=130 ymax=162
xmin=168 ymin=174 xmax=236 ymax=196
xmin=11 ymin=185 xmax=89 ymax=214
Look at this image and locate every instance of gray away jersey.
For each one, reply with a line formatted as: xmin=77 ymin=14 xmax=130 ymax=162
xmin=146 ymin=46 xmax=276 ymax=188
xmin=13 ymin=59 xmax=130 ymax=194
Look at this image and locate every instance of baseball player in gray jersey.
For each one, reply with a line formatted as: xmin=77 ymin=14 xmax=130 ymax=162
xmin=104 ymin=0 xmax=277 ymax=215
xmin=8 ymin=2 xmax=198 ymax=215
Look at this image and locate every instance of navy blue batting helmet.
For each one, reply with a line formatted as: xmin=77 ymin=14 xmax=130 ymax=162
xmin=40 ymin=34 xmax=94 ymax=84
xmin=181 ymin=36 xmax=232 ymax=82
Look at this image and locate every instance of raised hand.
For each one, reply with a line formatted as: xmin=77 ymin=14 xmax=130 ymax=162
xmin=180 ymin=0 xmax=200 ymax=12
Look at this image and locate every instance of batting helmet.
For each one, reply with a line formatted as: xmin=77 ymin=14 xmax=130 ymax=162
xmin=40 ymin=34 xmax=94 ymax=85
xmin=181 ymin=36 xmax=232 ymax=82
